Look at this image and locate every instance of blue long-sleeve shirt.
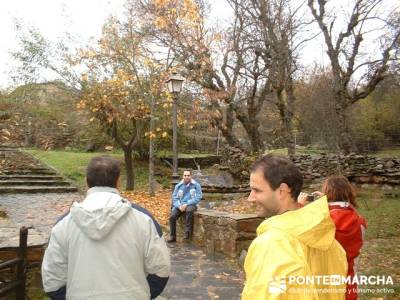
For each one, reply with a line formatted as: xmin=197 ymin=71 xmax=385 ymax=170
xmin=172 ymin=180 xmax=202 ymax=208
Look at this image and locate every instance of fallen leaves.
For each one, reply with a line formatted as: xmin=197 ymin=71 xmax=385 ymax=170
xmin=122 ymin=189 xmax=172 ymax=226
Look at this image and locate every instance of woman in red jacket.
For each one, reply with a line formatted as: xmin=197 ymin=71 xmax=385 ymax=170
xmin=321 ymin=176 xmax=367 ymax=300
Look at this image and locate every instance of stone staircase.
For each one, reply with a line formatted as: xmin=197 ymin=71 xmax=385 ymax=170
xmin=0 ymin=146 xmax=78 ymax=194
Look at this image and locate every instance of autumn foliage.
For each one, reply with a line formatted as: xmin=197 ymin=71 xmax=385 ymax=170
xmin=122 ymin=189 xmax=172 ymax=226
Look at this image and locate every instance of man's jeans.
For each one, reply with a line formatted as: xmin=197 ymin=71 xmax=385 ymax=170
xmin=169 ymin=205 xmax=196 ymax=238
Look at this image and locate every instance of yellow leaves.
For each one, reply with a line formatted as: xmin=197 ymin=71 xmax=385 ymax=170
xmin=81 ymin=73 xmax=88 ymax=82
xmin=155 ymin=17 xmax=168 ymax=29
xmin=76 ymin=100 xmax=86 ymax=110
xmin=212 ymin=32 xmax=223 ymax=43
xmin=162 ymin=103 xmax=172 ymax=108
xmin=145 ymin=130 xmax=168 ymax=139
xmin=122 ymin=189 xmax=171 ymax=226
xmin=153 ymin=0 xmax=202 ymax=30
xmin=145 ymin=131 xmax=156 ymax=139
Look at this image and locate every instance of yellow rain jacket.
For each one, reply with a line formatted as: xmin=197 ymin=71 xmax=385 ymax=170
xmin=242 ymin=196 xmax=348 ymax=300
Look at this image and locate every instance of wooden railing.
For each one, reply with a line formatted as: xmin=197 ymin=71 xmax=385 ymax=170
xmin=0 ymin=227 xmax=29 ymax=300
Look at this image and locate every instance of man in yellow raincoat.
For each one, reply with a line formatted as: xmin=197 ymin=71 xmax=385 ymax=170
xmin=242 ymin=155 xmax=348 ymax=300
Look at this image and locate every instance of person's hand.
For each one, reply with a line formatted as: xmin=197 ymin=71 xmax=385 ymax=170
xmin=179 ymin=204 xmax=187 ymax=212
xmin=298 ymin=192 xmax=310 ymax=206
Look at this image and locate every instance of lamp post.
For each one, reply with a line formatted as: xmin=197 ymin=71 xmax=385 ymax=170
xmin=166 ymin=72 xmax=185 ymax=188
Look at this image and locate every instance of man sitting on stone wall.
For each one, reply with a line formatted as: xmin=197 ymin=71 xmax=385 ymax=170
xmin=168 ymin=170 xmax=202 ymax=243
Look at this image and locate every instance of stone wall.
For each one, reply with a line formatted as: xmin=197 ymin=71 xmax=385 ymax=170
xmin=221 ymin=146 xmax=400 ymax=185
xmin=293 ymin=154 xmax=400 ymax=185
xmin=160 ymin=155 xmax=221 ymax=169
xmin=177 ymin=209 xmax=263 ymax=258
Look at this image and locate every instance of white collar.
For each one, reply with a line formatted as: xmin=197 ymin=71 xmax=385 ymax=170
xmin=328 ymin=201 xmax=350 ymax=208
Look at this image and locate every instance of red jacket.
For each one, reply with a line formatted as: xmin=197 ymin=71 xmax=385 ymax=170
xmin=329 ymin=202 xmax=367 ymax=300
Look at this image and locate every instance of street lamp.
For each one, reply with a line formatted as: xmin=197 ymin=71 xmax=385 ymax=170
xmin=166 ymin=72 xmax=185 ymax=187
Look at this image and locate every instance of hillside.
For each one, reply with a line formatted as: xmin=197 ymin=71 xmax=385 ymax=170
xmin=0 ymin=81 xmax=85 ymax=148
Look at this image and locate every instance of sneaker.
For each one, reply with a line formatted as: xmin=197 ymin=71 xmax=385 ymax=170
xmin=167 ymin=237 xmax=176 ymax=243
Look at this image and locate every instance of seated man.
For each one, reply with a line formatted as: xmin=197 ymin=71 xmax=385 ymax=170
xmin=168 ymin=170 xmax=202 ymax=242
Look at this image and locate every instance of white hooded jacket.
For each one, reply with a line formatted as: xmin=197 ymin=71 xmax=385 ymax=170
xmin=42 ymin=187 xmax=171 ymax=300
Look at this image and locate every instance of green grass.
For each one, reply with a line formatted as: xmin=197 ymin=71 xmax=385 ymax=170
xmin=355 ymin=185 xmax=400 ymax=298
xmin=26 ymin=149 xmax=149 ymax=192
xmin=374 ymin=148 xmax=400 ymax=158
xmin=265 ymin=148 xmax=327 ymax=156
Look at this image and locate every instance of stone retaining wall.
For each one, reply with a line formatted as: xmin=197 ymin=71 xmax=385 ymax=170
xmin=177 ymin=209 xmax=263 ymax=258
xmin=222 ymin=146 xmax=400 ymax=185
xmin=160 ymin=155 xmax=221 ymax=169
xmin=293 ymin=154 xmax=400 ymax=185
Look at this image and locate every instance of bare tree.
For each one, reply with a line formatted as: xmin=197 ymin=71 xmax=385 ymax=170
xmin=228 ymin=0 xmax=314 ymax=157
xmin=137 ymin=0 xmax=271 ymax=153
xmin=308 ymin=0 xmax=400 ymax=153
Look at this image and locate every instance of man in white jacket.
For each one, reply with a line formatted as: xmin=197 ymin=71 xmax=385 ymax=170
xmin=42 ymin=156 xmax=171 ymax=300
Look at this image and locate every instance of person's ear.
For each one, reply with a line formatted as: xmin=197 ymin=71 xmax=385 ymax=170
xmin=278 ymin=183 xmax=291 ymax=196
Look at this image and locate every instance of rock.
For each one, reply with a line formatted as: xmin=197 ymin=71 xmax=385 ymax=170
xmin=385 ymin=161 xmax=395 ymax=168
xmin=238 ymin=250 xmax=247 ymax=269
xmin=85 ymin=142 xmax=97 ymax=152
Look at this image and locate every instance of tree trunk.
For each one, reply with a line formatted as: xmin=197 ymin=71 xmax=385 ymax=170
xmin=285 ymin=84 xmax=296 ymax=158
xmin=331 ymin=78 xmax=355 ymax=154
xmin=149 ymin=96 xmax=155 ymax=196
xmin=123 ymin=147 xmax=135 ymax=191
xmin=334 ymin=99 xmax=354 ymax=154
xmin=235 ymin=110 xmax=264 ymax=153
xmin=276 ymin=90 xmax=295 ymax=158
xmin=213 ymin=104 xmax=244 ymax=151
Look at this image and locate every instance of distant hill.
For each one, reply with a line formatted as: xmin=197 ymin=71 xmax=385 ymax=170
xmin=0 ymin=81 xmax=86 ymax=149
xmin=6 ymin=81 xmax=78 ymax=106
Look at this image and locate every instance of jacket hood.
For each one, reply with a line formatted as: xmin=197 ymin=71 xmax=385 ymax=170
xmin=70 ymin=189 xmax=131 ymax=240
xmin=257 ymin=196 xmax=336 ymax=250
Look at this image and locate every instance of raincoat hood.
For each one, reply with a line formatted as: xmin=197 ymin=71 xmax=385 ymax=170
xmin=70 ymin=187 xmax=131 ymax=240
xmin=256 ymin=196 xmax=335 ymax=250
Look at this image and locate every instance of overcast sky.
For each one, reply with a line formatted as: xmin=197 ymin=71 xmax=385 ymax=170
xmin=0 ymin=0 xmax=395 ymax=89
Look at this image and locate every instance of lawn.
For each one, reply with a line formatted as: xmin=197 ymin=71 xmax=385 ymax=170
xmin=373 ymin=148 xmax=400 ymax=158
xmin=356 ymin=186 xmax=400 ymax=298
xmin=26 ymin=149 xmax=151 ymax=192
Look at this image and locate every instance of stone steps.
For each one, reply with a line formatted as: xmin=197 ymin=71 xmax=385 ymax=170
xmin=0 ymin=180 xmax=71 ymax=186
xmin=0 ymin=175 xmax=63 ymax=180
xmin=1 ymin=169 xmax=57 ymax=175
xmin=0 ymin=148 xmax=78 ymax=194
xmin=0 ymin=186 xmax=78 ymax=194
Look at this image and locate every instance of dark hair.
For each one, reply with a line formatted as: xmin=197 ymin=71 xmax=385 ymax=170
xmin=86 ymin=156 xmax=120 ymax=188
xmin=322 ymin=176 xmax=357 ymax=207
xmin=250 ymin=154 xmax=303 ymax=200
